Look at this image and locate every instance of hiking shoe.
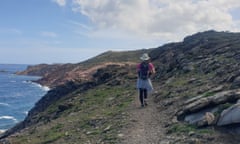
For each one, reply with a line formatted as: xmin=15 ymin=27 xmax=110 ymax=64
xmin=141 ymin=104 xmax=145 ymax=108
xmin=144 ymin=100 xmax=148 ymax=106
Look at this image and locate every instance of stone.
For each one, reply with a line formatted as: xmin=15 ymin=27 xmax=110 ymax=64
xmin=118 ymin=133 xmax=124 ymax=137
xmin=188 ymin=131 xmax=195 ymax=136
xmin=177 ymin=89 xmax=240 ymax=119
xmin=205 ymin=112 xmax=215 ymax=125
xmin=196 ymin=112 xmax=215 ymax=127
xmin=103 ymin=125 xmax=111 ymax=132
xmin=184 ymin=109 xmax=216 ymax=127
xmin=217 ymin=103 xmax=240 ymax=126
xmin=231 ymin=76 xmax=240 ymax=89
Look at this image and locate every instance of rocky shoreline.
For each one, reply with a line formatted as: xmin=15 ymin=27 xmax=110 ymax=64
xmin=2 ymin=30 xmax=240 ymax=143
xmin=0 ymin=130 xmax=4 ymax=134
xmin=0 ymin=63 xmax=136 ymax=140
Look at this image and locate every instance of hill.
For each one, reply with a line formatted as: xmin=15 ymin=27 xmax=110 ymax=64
xmin=2 ymin=30 xmax=240 ymax=143
xmin=16 ymin=49 xmax=151 ymax=88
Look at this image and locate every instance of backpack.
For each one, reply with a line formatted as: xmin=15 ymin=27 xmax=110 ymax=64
xmin=139 ymin=62 xmax=149 ymax=80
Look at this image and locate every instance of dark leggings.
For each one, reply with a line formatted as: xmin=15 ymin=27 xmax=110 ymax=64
xmin=139 ymin=88 xmax=147 ymax=105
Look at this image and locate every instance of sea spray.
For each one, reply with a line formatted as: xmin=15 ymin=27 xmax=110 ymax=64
xmin=0 ymin=116 xmax=18 ymax=123
xmin=23 ymin=80 xmax=50 ymax=91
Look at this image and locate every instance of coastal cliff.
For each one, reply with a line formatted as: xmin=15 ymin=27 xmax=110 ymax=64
xmin=2 ymin=30 xmax=240 ymax=143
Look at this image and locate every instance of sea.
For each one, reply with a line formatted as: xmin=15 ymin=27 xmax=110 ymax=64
xmin=0 ymin=64 xmax=49 ymax=133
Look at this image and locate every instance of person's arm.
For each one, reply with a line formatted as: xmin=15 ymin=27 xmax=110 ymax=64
xmin=137 ymin=64 xmax=141 ymax=78
xmin=149 ymin=63 xmax=155 ymax=74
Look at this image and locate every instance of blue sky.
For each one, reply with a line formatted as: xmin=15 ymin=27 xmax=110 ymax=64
xmin=0 ymin=0 xmax=240 ymax=64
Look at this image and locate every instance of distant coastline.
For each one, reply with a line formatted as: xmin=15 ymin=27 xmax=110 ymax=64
xmin=0 ymin=70 xmax=9 ymax=73
xmin=0 ymin=64 xmax=28 ymax=74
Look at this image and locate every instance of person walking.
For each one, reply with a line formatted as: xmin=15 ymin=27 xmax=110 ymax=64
xmin=136 ymin=53 xmax=155 ymax=107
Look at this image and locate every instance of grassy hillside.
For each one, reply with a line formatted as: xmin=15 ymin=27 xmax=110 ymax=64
xmin=4 ymin=64 xmax=137 ymax=144
xmin=80 ymin=49 xmax=153 ymax=67
xmin=9 ymin=85 xmax=135 ymax=144
xmin=2 ymin=30 xmax=240 ymax=144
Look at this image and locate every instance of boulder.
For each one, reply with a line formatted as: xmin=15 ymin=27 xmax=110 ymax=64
xmin=196 ymin=112 xmax=215 ymax=127
xmin=231 ymin=76 xmax=240 ymax=89
xmin=184 ymin=108 xmax=216 ymax=127
xmin=217 ymin=103 xmax=240 ymax=126
xmin=177 ymin=89 xmax=240 ymax=119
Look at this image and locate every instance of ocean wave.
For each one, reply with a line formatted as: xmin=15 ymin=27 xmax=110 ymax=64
xmin=23 ymin=81 xmax=50 ymax=91
xmin=0 ymin=103 xmax=10 ymax=107
xmin=36 ymin=84 xmax=50 ymax=91
xmin=41 ymin=85 xmax=50 ymax=91
xmin=0 ymin=116 xmax=18 ymax=122
xmin=0 ymin=129 xmax=6 ymax=133
xmin=23 ymin=111 xmax=28 ymax=115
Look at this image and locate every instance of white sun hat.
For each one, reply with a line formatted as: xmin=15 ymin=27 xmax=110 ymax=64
xmin=140 ymin=53 xmax=150 ymax=61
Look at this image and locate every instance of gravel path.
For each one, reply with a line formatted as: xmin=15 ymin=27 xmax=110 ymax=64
xmin=120 ymin=88 xmax=240 ymax=144
xmin=121 ymin=93 xmax=168 ymax=144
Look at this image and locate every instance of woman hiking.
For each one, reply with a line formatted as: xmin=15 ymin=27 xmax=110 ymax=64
xmin=136 ymin=53 xmax=155 ymax=107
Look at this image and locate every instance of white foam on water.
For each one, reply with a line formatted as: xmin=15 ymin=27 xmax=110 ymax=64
xmin=23 ymin=111 xmax=28 ymax=115
xmin=22 ymin=81 xmax=50 ymax=91
xmin=42 ymin=86 xmax=50 ymax=91
xmin=34 ymin=83 xmax=50 ymax=91
xmin=22 ymin=80 xmax=28 ymax=83
xmin=0 ymin=103 xmax=10 ymax=107
xmin=0 ymin=129 xmax=6 ymax=133
xmin=0 ymin=116 xmax=18 ymax=122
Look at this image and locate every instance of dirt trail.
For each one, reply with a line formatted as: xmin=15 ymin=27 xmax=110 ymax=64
xmin=121 ymin=92 xmax=170 ymax=144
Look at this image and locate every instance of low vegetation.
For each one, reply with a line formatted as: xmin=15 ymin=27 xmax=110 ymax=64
xmin=3 ymin=30 xmax=240 ymax=144
xmin=9 ymin=84 xmax=136 ymax=144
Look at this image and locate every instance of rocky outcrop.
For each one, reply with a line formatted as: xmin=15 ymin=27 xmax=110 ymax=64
xmin=175 ymin=89 xmax=240 ymax=127
xmin=3 ymin=30 xmax=240 ymax=143
xmin=177 ymin=89 xmax=240 ymax=118
xmin=15 ymin=64 xmax=65 ymax=76
xmin=146 ymin=31 xmax=240 ymax=130
xmin=17 ymin=62 xmax=136 ymax=88
xmin=0 ymin=63 xmax=136 ymax=139
xmin=218 ymin=101 xmax=240 ymax=126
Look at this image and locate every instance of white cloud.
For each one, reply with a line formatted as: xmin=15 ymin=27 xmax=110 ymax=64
xmin=52 ymin=0 xmax=67 ymax=7
xmin=70 ymin=0 xmax=240 ymax=43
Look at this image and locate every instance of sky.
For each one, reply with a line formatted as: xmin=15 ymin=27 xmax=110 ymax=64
xmin=0 ymin=0 xmax=240 ymax=64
